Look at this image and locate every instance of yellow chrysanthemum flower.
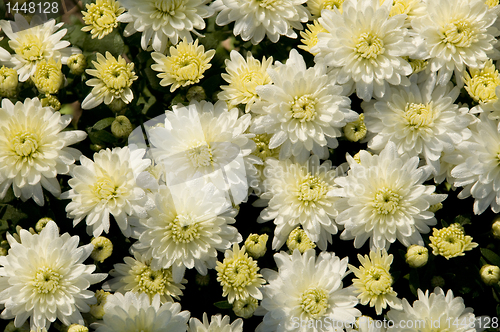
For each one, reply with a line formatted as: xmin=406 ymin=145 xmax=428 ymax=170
xmin=429 ymin=223 xmax=478 ymax=259
xmin=151 ymin=38 xmax=215 ymax=93
xmin=405 ymin=244 xmax=428 ymax=268
xmin=89 ymin=289 xmax=110 ymax=319
xmin=40 ymin=94 xmax=61 ymax=111
xmin=307 ymin=0 xmax=345 ymax=17
xmin=232 ymin=297 xmax=258 ymax=319
xmin=349 ymin=249 xmax=402 ymax=315
xmin=0 ymin=66 xmax=18 ymax=97
xmin=82 ymin=0 xmax=125 ymax=39
xmin=343 ymin=113 xmax=367 ymax=142
xmin=299 ymin=20 xmax=327 ymax=55
xmin=485 ymin=0 xmax=499 ymax=8
xmin=286 ymin=227 xmax=316 ymax=253
xmin=216 ymin=244 xmax=265 ymax=304
xmin=464 ymin=59 xmax=500 ymax=104
xmin=244 ymin=234 xmax=268 ymax=259
xmin=90 ymin=236 xmax=113 ymax=263
xmin=82 ymin=51 xmax=137 ymax=109
xmin=32 ymin=58 xmax=63 ymax=94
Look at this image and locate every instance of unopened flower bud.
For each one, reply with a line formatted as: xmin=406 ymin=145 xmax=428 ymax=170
xmin=35 ymin=217 xmax=53 ymax=233
xmin=233 ymin=297 xmax=258 ymax=318
xmin=492 ymin=219 xmax=500 ymax=239
xmin=286 ymin=227 xmax=316 ymax=253
xmin=67 ymin=324 xmax=89 ymax=332
xmin=67 ymin=54 xmax=87 ymax=75
xmin=41 ymin=95 xmax=61 ymax=111
xmin=244 ymin=233 xmax=268 ymax=259
xmin=111 ymin=115 xmax=133 ymax=138
xmin=90 ymin=236 xmax=113 ymax=263
xmin=186 ymin=86 xmax=206 ymax=102
xmin=0 ymin=66 xmax=18 ymax=97
xmin=480 ymin=264 xmax=500 ymax=286
xmin=405 ymin=245 xmax=428 ymax=268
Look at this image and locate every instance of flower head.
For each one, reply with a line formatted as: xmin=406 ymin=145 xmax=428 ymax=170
xmin=151 ymin=38 xmax=215 ymax=92
xmin=405 ymin=244 xmax=428 ymax=268
xmin=480 ymin=265 xmax=500 ymax=285
xmin=307 ymin=0 xmax=345 ymax=17
xmin=61 ymin=146 xmax=151 ymax=237
xmin=0 ymin=66 xmax=18 ymax=97
xmin=233 ymin=297 xmax=258 ymax=318
xmin=32 ymin=58 xmax=63 ymax=94
xmin=349 ymin=249 xmax=402 ymax=315
xmin=244 ymin=234 xmax=268 ymax=259
xmin=218 ymin=50 xmax=273 ymax=113
xmin=67 ymin=54 xmax=87 ymax=75
xmin=256 ymin=250 xmax=360 ymax=332
xmin=118 ymin=0 xmax=213 ymax=52
xmin=299 ymin=20 xmax=327 ymax=55
xmin=429 ymin=223 xmax=478 ymax=259
xmin=82 ymin=52 xmax=137 ymax=109
xmin=68 ymin=324 xmax=88 ymax=332
xmin=464 ymin=59 xmax=500 ymax=106
xmin=90 ymin=236 xmax=113 ymax=262
xmin=0 ymin=97 xmax=86 ymax=206
xmin=82 ymin=0 xmax=125 ymax=39
xmin=343 ymin=113 xmax=367 ymax=142
xmin=187 ymin=313 xmax=243 ymax=332
xmin=92 ymin=292 xmax=190 ymax=332
xmin=0 ymin=220 xmax=107 ymax=331
xmin=286 ymin=227 xmax=316 ymax=253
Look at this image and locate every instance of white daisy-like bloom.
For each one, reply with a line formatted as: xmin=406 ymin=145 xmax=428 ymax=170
xmin=256 ymin=155 xmax=341 ymax=250
xmin=251 ymin=49 xmax=358 ymax=163
xmin=0 ymin=98 xmax=86 ymax=206
xmin=331 ymin=142 xmax=447 ymax=250
xmin=0 ymin=14 xmax=79 ymax=82
xmin=212 ymin=0 xmax=309 ymax=45
xmin=312 ymin=0 xmax=415 ymax=101
xmin=117 ymin=0 xmax=213 ymax=53
xmin=92 ymin=292 xmax=190 ymax=332
xmin=147 ymin=100 xmax=259 ymax=206
xmin=255 ymin=249 xmax=360 ymax=332
xmin=362 ymin=74 xmax=473 ymax=175
xmin=131 ymin=184 xmax=242 ymax=283
xmin=102 ymin=252 xmax=186 ymax=304
xmin=61 ymin=146 xmax=152 ymax=238
xmin=451 ymin=112 xmax=500 ymax=214
xmin=188 ymin=313 xmax=243 ymax=332
xmin=411 ymin=0 xmax=500 ymax=86
xmin=0 ymin=220 xmax=107 ymax=331
xmin=387 ymin=287 xmax=475 ymax=332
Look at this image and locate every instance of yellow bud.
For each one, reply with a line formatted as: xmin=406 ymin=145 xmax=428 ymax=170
xmin=480 ymin=264 xmax=500 ymax=286
xmin=233 ymin=297 xmax=258 ymax=318
xmin=33 ymin=58 xmax=63 ymax=94
xmin=405 ymin=244 xmax=428 ymax=268
xmin=0 ymin=66 xmax=18 ymax=97
xmin=89 ymin=289 xmax=110 ymax=319
xmin=244 ymin=233 xmax=268 ymax=259
xmin=67 ymin=54 xmax=87 ymax=75
xmin=90 ymin=236 xmax=113 ymax=263
xmin=35 ymin=217 xmax=53 ymax=233
xmin=286 ymin=227 xmax=316 ymax=253
xmin=492 ymin=219 xmax=500 ymax=239
xmin=41 ymin=95 xmax=61 ymax=111
xmin=343 ymin=114 xmax=367 ymax=142
xmin=67 ymin=324 xmax=89 ymax=332
xmin=111 ymin=115 xmax=133 ymax=138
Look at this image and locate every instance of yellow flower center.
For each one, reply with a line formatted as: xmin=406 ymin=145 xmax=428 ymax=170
xmin=256 ymin=0 xmax=283 ymax=10
xmin=219 ymin=256 xmax=259 ymax=288
xmin=363 ymin=267 xmax=393 ymax=295
xmin=442 ymin=19 xmax=475 ymax=48
xmin=134 ymin=265 xmax=172 ymax=296
xmin=404 ymin=102 xmax=433 ymax=129
xmin=170 ymin=214 xmax=200 ymax=244
xmin=372 ymin=187 xmax=401 ymax=215
xmin=93 ymin=177 xmax=118 ymax=200
xmin=291 ymin=95 xmax=317 ymax=122
xmin=486 ymin=0 xmax=499 ymax=8
xmin=300 ymin=287 xmax=329 ymax=319
xmin=33 ymin=267 xmax=61 ymax=294
xmin=355 ymin=33 xmax=385 ymax=59
xmin=297 ymin=174 xmax=329 ymax=204
xmin=169 ymin=53 xmax=203 ymax=83
xmin=185 ymin=141 xmax=213 ymax=168
xmin=153 ymin=0 xmax=185 ymax=18
xmin=12 ymin=132 xmax=39 ymax=157
xmin=101 ymin=63 xmax=134 ymax=94
xmin=14 ymin=33 xmax=45 ymax=62
xmin=321 ymin=0 xmax=344 ymax=11
xmin=287 ymin=227 xmax=316 ymax=253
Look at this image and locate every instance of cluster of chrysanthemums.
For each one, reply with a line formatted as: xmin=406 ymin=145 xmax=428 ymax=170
xmin=0 ymin=0 xmax=500 ymax=330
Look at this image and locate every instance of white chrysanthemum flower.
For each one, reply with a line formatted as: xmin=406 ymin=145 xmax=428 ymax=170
xmin=0 ymin=98 xmax=86 ymax=206
xmin=387 ymin=287 xmax=475 ymax=332
xmin=0 ymin=220 xmax=107 ymax=331
xmin=256 ymin=155 xmax=341 ymax=250
xmin=312 ymin=0 xmax=415 ymax=101
xmin=256 ymin=249 xmax=360 ymax=332
xmin=362 ymin=74 xmax=473 ymax=175
xmin=251 ymin=49 xmax=358 ymax=162
xmin=117 ymin=0 xmax=213 ymax=53
xmin=92 ymin=292 xmax=190 ymax=332
xmin=212 ymin=0 xmax=309 ymax=44
xmin=218 ymin=50 xmax=273 ymax=113
xmin=103 ymin=252 xmax=186 ymax=303
xmin=450 ymin=113 xmax=500 ymax=214
xmin=0 ymin=14 xmax=79 ymax=82
xmin=148 ymin=100 xmax=259 ymax=205
xmin=188 ymin=313 xmax=243 ymax=332
xmin=331 ymin=142 xmax=447 ymax=250
xmin=411 ymin=0 xmax=500 ymax=86
xmin=131 ymin=184 xmax=242 ymax=283
xmin=61 ymin=146 xmax=152 ymax=237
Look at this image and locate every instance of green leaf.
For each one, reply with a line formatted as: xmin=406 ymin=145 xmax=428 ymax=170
xmin=213 ymin=301 xmax=232 ymax=310
xmin=0 ymin=204 xmax=27 ymax=226
xmin=481 ymin=248 xmax=500 ymax=267
xmin=454 ymin=215 xmax=471 ymax=226
xmin=82 ymin=30 xmax=125 ymax=56
xmin=0 ymin=219 xmax=8 ymax=232
xmin=92 ymin=117 xmax=115 ymax=131
xmin=0 ymin=187 xmax=15 ymax=204
xmin=440 ymin=219 xmax=449 ymax=227
xmin=88 ymin=130 xmax=117 ymax=145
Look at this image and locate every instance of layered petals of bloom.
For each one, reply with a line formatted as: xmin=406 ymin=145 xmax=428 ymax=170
xmin=251 ymin=49 xmax=358 ymax=162
xmin=0 ymin=221 xmax=107 ymax=331
xmin=331 ymin=142 xmax=447 ymax=250
xmin=256 ymin=249 xmax=360 ymax=332
xmin=0 ymin=98 xmax=86 ymax=206
xmin=188 ymin=313 xmax=243 ymax=332
xmin=61 ymin=146 xmax=152 ymax=237
xmin=313 ymin=0 xmax=415 ymax=101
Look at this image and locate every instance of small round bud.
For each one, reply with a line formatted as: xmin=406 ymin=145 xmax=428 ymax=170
xmin=431 ymin=275 xmax=445 ymax=288
xmin=405 ymin=245 xmax=428 ymax=268
xmin=111 ymin=115 xmax=133 ymax=138
xmin=286 ymin=227 xmax=316 ymax=253
xmin=186 ymin=86 xmax=207 ymax=102
xmin=244 ymin=233 xmax=268 ymax=259
xmin=343 ymin=114 xmax=367 ymax=142
xmin=35 ymin=217 xmax=53 ymax=233
xmin=0 ymin=246 xmax=7 ymax=256
xmin=480 ymin=264 xmax=500 ymax=286
xmin=67 ymin=324 xmax=89 ymax=332
xmin=492 ymin=219 xmax=500 ymax=239
xmin=41 ymin=95 xmax=61 ymax=111
xmin=0 ymin=66 xmax=18 ymax=97
xmin=67 ymin=54 xmax=87 ymax=75
xmin=232 ymin=297 xmax=258 ymax=319
xmin=90 ymin=236 xmax=113 ymax=263
xmin=108 ymin=98 xmax=126 ymax=113
xmin=89 ymin=290 xmax=110 ymax=319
